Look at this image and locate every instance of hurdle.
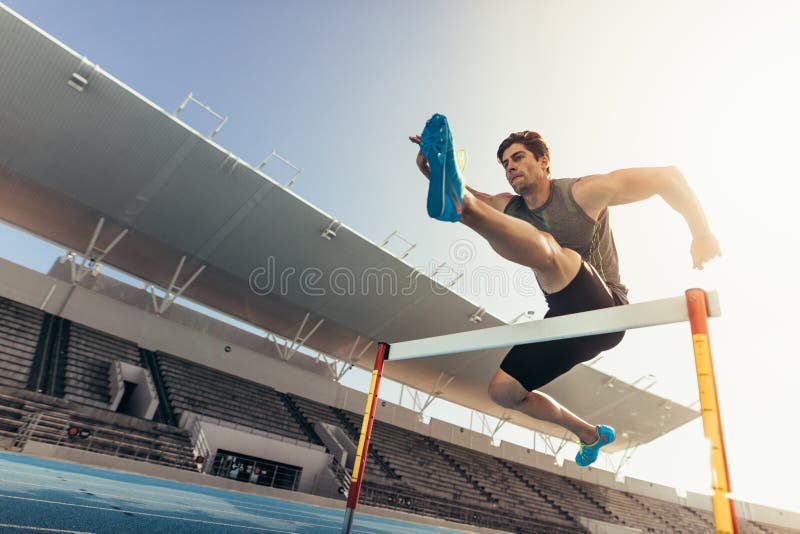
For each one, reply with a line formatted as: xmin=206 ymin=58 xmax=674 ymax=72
xmin=341 ymin=289 xmax=737 ymax=534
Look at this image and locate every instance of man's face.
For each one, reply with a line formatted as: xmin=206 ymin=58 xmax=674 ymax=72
xmin=500 ymin=143 xmax=549 ymax=194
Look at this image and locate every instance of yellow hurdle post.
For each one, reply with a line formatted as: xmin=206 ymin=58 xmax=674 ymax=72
xmin=341 ymin=342 xmax=389 ymax=534
xmin=686 ymin=289 xmax=737 ymax=534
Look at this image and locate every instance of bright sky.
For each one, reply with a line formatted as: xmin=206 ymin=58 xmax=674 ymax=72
xmin=2 ymin=0 xmax=799 ymax=514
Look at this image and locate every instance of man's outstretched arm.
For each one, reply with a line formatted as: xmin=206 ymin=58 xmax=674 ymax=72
xmin=572 ymin=166 xmax=722 ymax=269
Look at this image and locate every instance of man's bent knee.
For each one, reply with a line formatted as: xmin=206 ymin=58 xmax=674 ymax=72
xmin=535 ymin=243 xmax=582 ymax=294
xmin=488 ymin=371 xmax=528 ymax=409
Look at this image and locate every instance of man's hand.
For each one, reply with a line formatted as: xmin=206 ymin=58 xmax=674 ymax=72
xmin=408 ymin=135 xmax=430 ymax=178
xmin=690 ymin=234 xmax=722 ymax=270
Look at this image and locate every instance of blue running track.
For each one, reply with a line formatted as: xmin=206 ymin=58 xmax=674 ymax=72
xmin=0 ymin=451 xmax=467 ymax=533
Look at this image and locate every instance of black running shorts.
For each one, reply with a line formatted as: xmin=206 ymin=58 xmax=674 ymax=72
xmin=500 ymin=261 xmax=625 ymax=391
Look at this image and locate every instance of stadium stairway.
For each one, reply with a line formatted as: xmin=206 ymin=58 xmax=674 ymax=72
xmin=26 ymin=315 xmax=69 ymax=397
xmin=288 ymin=394 xmax=397 ymax=489
xmin=499 ymin=458 xmax=616 ymax=525
xmin=563 ymin=477 xmax=673 ymax=532
xmin=139 ymin=349 xmax=178 ymax=427
xmin=629 ymin=492 xmax=716 ymax=533
xmin=330 ymin=406 xmax=399 ymax=480
xmin=277 ymin=391 xmax=325 ymax=447
xmin=423 ymin=435 xmax=501 ymax=507
xmin=428 ymin=438 xmax=583 ymax=530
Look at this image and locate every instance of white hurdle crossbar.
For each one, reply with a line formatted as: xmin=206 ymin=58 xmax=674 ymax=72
xmin=388 ymin=290 xmax=721 ymax=361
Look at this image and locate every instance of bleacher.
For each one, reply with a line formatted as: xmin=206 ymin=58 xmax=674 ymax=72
xmin=0 ymin=291 xmax=797 ymax=534
xmin=0 ymin=297 xmax=43 ymax=389
xmin=156 ymin=352 xmax=309 ymax=443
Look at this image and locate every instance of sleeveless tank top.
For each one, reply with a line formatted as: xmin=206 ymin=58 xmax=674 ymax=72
xmin=503 ymin=177 xmax=628 ymax=303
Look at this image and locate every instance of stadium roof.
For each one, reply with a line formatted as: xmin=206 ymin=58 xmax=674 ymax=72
xmin=0 ymin=5 xmax=699 ymax=452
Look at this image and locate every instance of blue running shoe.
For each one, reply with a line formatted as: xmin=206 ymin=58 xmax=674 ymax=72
xmin=420 ymin=113 xmax=464 ymax=222
xmin=575 ymin=425 xmax=615 ymax=467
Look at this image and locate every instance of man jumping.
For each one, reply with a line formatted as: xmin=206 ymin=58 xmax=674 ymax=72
xmin=410 ymin=115 xmax=721 ymax=467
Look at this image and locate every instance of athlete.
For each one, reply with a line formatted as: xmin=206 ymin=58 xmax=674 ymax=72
xmin=410 ymin=120 xmax=720 ymax=466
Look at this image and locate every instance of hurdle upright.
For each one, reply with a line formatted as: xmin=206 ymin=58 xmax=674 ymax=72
xmin=341 ymin=289 xmax=736 ymax=534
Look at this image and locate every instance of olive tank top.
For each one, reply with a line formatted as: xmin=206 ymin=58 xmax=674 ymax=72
xmin=503 ymin=177 xmax=628 ymax=303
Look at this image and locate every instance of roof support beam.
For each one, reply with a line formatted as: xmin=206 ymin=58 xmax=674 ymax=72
xmin=59 ymin=217 xmax=128 ymax=284
xmin=609 ymin=442 xmax=640 ymax=477
xmin=399 ymin=372 xmax=455 ymax=419
xmin=268 ymin=312 xmax=324 ymax=362
xmin=39 ymin=284 xmax=57 ymax=310
xmin=472 ymin=411 xmax=511 ymax=443
xmin=146 ymin=255 xmax=206 ymax=315
xmin=333 ymin=336 xmax=374 ymax=381
xmin=542 ymin=433 xmax=570 ymax=458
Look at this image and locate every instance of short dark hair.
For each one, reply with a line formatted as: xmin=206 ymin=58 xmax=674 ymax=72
xmin=497 ymin=131 xmax=550 ymax=175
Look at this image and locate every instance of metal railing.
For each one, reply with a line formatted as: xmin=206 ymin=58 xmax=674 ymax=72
xmin=15 ymin=409 xmax=194 ymax=470
xmin=330 ymin=455 xmax=352 ymax=495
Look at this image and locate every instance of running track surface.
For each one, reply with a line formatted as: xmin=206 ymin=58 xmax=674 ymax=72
xmin=0 ymin=451 xmax=467 ymax=533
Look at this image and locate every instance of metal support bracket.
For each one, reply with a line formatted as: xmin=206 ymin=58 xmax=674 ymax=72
xmin=321 ymin=219 xmax=343 ymax=240
xmin=430 ymin=261 xmax=463 ymax=289
xmin=68 ymin=56 xmax=97 ymax=92
xmin=174 ymin=92 xmax=228 ymax=138
xmin=267 ymin=312 xmax=324 ymax=362
xmin=146 ymin=256 xmax=206 ymax=315
xmin=509 ymin=310 xmax=536 ymax=324
xmin=469 ymin=306 xmax=486 ymax=324
xmin=408 ymin=267 xmax=424 ymax=283
xmin=380 ymin=231 xmax=417 ymax=260
xmin=58 ymin=217 xmax=128 ymax=284
xmin=218 ymin=150 xmax=242 ymax=174
xmin=257 ymin=149 xmax=303 ymax=187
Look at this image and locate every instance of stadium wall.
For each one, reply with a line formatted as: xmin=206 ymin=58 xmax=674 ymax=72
xmin=197 ymin=419 xmax=330 ymax=494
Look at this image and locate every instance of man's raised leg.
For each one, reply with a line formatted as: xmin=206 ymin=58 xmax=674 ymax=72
xmin=459 ymin=192 xmax=581 ymax=294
